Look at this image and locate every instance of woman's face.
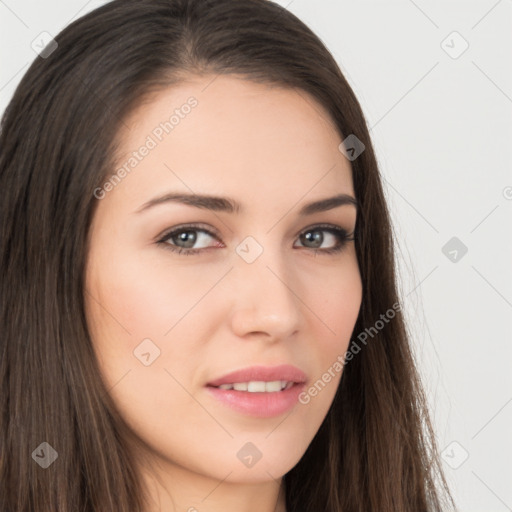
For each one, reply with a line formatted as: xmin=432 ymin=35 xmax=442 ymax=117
xmin=85 ymin=74 xmax=362 ymax=494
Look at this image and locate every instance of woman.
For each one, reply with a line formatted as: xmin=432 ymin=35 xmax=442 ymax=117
xmin=0 ymin=0 xmax=455 ymax=510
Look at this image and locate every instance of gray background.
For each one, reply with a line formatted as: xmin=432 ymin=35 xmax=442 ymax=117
xmin=1 ymin=1 xmax=511 ymax=510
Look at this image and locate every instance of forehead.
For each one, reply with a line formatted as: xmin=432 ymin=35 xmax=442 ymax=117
xmin=106 ymin=74 xmax=354 ymax=213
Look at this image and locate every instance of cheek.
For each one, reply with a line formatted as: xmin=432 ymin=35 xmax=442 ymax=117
xmin=84 ymin=243 xmax=226 ymax=395
xmin=86 ymin=245 xmax=212 ymax=343
xmin=84 ymin=249 xmax=207 ymax=446
xmin=290 ymin=256 xmax=361 ymax=410
xmin=306 ymin=256 xmax=362 ymax=350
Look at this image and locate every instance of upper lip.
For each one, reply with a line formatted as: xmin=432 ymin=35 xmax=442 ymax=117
xmin=207 ymin=364 xmax=307 ymax=387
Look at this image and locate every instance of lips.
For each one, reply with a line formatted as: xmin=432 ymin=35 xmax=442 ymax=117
xmin=205 ymin=364 xmax=308 ymax=417
xmin=206 ymin=364 xmax=308 ymax=388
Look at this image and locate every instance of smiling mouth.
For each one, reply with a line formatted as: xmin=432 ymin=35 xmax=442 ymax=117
xmin=207 ymin=380 xmax=296 ymax=392
xmin=205 ymin=380 xmax=306 ymax=418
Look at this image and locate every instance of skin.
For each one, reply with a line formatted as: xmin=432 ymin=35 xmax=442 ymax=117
xmin=84 ymin=74 xmax=362 ymax=512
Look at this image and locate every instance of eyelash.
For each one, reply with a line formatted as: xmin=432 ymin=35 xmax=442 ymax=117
xmin=156 ymin=223 xmax=355 ymax=257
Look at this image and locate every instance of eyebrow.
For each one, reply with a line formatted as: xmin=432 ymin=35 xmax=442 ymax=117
xmin=135 ymin=192 xmax=358 ymax=216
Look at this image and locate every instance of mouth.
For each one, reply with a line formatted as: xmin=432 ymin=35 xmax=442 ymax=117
xmin=205 ymin=365 xmax=307 ymax=418
xmin=207 ymin=380 xmax=296 ymax=392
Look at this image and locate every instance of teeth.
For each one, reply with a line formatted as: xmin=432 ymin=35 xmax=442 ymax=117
xmin=217 ymin=380 xmax=292 ymax=392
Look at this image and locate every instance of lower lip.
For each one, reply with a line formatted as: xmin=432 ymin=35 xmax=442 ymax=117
xmin=205 ymin=383 xmax=306 ymax=418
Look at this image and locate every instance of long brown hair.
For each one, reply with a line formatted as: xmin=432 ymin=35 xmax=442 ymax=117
xmin=0 ymin=0 xmax=455 ymax=510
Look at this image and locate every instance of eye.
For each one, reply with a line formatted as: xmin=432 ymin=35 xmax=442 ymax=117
xmin=295 ymin=224 xmax=354 ymax=255
xmin=156 ymin=223 xmax=354 ymax=256
xmin=156 ymin=223 xmax=221 ymax=256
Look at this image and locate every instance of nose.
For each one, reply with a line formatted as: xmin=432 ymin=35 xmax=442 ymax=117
xmin=228 ymin=247 xmax=303 ymax=342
